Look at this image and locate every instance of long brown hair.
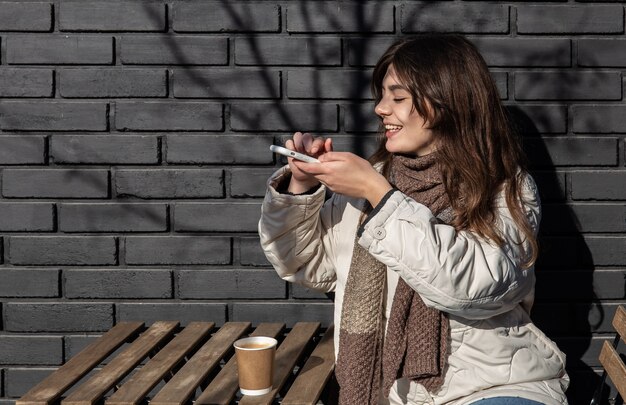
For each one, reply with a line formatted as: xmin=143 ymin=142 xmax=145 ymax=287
xmin=370 ymin=34 xmax=538 ymax=267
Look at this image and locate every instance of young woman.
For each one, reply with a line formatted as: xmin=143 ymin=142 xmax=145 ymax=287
xmin=258 ymin=35 xmax=569 ymax=405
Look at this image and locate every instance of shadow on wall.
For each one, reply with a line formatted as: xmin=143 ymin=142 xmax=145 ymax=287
xmin=508 ymin=107 xmax=599 ymax=405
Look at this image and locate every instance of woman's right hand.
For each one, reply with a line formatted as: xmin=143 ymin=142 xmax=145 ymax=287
xmin=285 ymin=132 xmax=333 ymax=194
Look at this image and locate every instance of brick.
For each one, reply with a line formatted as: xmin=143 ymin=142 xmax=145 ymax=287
xmin=5 ymin=368 xmax=54 ymax=398
xmin=287 ymin=2 xmax=393 ymax=33
xmin=116 ymin=169 xmax=223 ymax=198
xmin=531 ymin=171 xmax=566 ymax=201
xmin=173 ymin=2 xmax=279 ymax=32
xmin=65 ymin=269 xmax=172 ymax=299
xmin=571 ymin=171 xmax=626 ymax=200
xmin=239 ymin=237 xmax=270 ymax=266
xmin=579 ymin=39 xmax=626 ymax=67
xmin=6 ymin=36 xmax=113 ymax=65
xmin=573 ymin=105 xmax=626 ymax=133
xmin=0 ymin=269 xmax=59 ymax=298
xmin=230 ymin=168 xmax=275 ymax=198
xmin=178 ymin=269 xmax=285 ymax=299
xmin=347 ymin=38 xmax=396 ymax=67
xmin=538 ymin=236 xmax=626 ymax=268
xmin=232 ymin=303 xmax=333 ymax=327
xmin=65 ymin=335 xmax=100 ymax=360
xmin=166 ymin=135 xmax=274 ymax=165
xmin=0 ymin=101 xmax=107 ymax=131
xmin=517 ymin=5 xmax=624 ymax=34
xmin=535 ymin=270 xmax=623 ymax=301
xmin=291 ymin=284 xmax=333 ymax=300
xmin=173 ymin=69 xmax=280 ymax=99
xmin=0 ymin=136 xmax=46 ymax=165
xmin=345 ymin=37 xmax=395 ymax=67
xmin=541 ymin=203 xmax=626 ymax=233
xmin=0 ymin=2 xmax=51 ymax=31
xmin=125 ymin=236 xmax=231 ymax=265
xmin=525 ymin=137 xmax=618 ymax=167
xmin=592 ymin=270 xmax=626 ymax=300
xmin=532 ymin=303 xmax=615 ymax=335
xmin=59 ymin=68 xmax=167 ymax=98
xmin=0 ymin=336 xmax=62 ymax=365
xmin=506 ymin=104 xmax=568 ymax=134
xmin=5 ymin=303 xmax=114 ymax=332
xmin=9 ymin=236 xmax=117 ymax=266
xmin=116 ymin=102 xmax=222 ymax=131
xmin=287 ymin=70 xmax=372 ymax=99
xmin=174 ymin=202 xmax=261 ymax=232
xmin=471 ymin=37 xmax=571 ymax=67
xmin=0 ymin=69 xmax=53 ymax=97
xmin=59 ymin=204 xmax=167 ymax=233
xmin=0 ymin=203 xmax=54 ymax=232
xmin=117 ymin=303 xmax=227 ymax=326
xmin=231 ymin=102 xmax=337 ymax=132
xmin=59 ymin=2 xmax=165 ymax=32
xmin=492 ymin=71 xmax=507 ymax=99
xmin=401 ymin=4 xmax=509 ymax=33
xmin=515 ymin=72 xmax=621 ymax=100
xmin=235 ymin=37 xmax=341 ymax=66
xmin=2 ymin=169 xmax=108 ymax=198
xmin=570 ymin=304 xmax=622 ymax=335
xmin=536 ymin=237 xmax=589 ymax=270
xmin=344 ymin=102 xmax=379 ymax=132
xmin=51 ymin=135 xmax=158 ymax=164
xmin=121 ymin=36 xmax=227 ymax=65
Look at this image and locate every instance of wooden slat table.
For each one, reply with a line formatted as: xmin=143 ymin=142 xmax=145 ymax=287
xmin=17 ymin=322 xmax=336 ymax=405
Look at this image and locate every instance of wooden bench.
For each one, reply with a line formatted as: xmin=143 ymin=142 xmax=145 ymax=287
xmin=591 ymin=305 xmax=626 ymax=404
xmin=16 ymin=321 xmax=336 ymax=405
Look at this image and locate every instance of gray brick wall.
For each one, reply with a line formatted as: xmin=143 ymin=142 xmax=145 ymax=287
xmin=0 ymin=1 xmax=624 ymax=404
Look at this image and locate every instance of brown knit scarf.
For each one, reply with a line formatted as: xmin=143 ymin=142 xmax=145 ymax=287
xmin=335 ymin=153 xmax=452 ymax=405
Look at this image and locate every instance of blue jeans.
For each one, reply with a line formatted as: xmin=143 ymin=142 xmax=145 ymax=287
xmin=471 ymin=398 xmax=544 ymax=405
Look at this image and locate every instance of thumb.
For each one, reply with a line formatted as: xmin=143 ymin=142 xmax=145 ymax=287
xmin=319 ymin=151 xmax=346 ymax=162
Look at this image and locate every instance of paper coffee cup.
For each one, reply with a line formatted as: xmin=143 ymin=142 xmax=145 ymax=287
xmin=233 ymin=336 xmax=278 ymax=396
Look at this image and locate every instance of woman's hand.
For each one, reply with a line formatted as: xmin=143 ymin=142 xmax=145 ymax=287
xmin=293 ymin=151 xmax=393 ymax=207
xmin=285 ymin=132 xmax=333 ymax=194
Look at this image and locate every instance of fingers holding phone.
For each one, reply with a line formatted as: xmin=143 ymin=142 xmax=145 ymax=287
xmin=286 ymin=132 xmax=332 ymax=157
xmin=281 ymin=132 xmax=333 ymax=193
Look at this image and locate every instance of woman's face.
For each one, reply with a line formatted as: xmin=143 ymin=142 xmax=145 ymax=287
xmin=374 ymin=64 xmax=435 ymax=156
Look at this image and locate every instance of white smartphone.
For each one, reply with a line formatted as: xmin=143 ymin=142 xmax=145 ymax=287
xmin=270 ymin=145 xmax=320 ymax=163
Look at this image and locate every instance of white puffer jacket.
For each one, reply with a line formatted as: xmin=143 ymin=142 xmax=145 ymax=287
xmin=258 ymin=166 xmax=569 ymax=405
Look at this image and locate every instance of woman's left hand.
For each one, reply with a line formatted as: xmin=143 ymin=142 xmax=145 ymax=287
xmin=292 ymin=151 xmax=393 ymax=207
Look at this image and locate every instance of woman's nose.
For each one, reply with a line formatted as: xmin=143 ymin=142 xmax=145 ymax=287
xmin=375 ymin=100 xmax=390 ymax=116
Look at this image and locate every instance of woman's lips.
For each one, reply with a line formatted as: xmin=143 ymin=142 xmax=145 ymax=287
xmin=385 ymin=125 xmax=402 ymax=138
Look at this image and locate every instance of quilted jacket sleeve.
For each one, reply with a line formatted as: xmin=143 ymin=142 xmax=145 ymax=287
xmin=258 ymin=166 xmax=339 ymax=292
xmin=358 ymin=174 xmax=542 ymax=319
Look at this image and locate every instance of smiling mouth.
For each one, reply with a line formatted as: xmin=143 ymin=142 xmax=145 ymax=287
xmin=385 ymin=124 xmax=402 ymax=136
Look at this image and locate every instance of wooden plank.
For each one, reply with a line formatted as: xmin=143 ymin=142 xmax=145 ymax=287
xmin=17 ymin=322 xmax=144 ymax=405
xmin=600 ymin=340 xmax=626 ymax=400
xmin=239 ymin=322 xmax=320 ymax=405
xmin=195 ymin=323 xmax=285 ymax=405
xmin=150 ymin=322 xmax=251 ymax=405
xmin=62 ymin=321 xmax=179 ymax=405
xmin=106 ymin=322 xmax=214 ymax=405
xmin=614 ymin=305 xmax=626 ymax=343
xmin=281 ymin=325 xmax=335 ymax=405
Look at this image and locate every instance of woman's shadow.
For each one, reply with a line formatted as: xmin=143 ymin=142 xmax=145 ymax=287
xmin=507 ymin=107 xmax=604 ymax=405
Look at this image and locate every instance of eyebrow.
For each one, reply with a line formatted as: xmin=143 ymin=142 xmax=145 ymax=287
xmin=385 ymin=84 xmax=409 ymax=92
